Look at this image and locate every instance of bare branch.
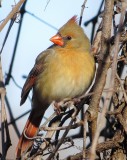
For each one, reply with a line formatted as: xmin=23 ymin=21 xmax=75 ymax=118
xmin=89 ymin=0 xmax=114 ymax=159
xmin=0 ymin=0 xmax=26 ymax=32
xmin=79 ymin=0 xmax=87 ymax=26
xmin=0 ymin=57 xmax=11 ymax=158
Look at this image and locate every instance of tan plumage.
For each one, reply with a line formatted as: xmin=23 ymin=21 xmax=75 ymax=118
xmin=16 ymin=16 xmax=95 ymax=159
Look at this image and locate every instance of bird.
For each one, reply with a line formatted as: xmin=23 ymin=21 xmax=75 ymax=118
xmin=16 ymin=15 xmax=95 ymax=159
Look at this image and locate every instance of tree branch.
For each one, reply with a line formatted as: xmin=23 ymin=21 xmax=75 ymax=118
xmin=0 ymin=0 xmax=26 ymax=32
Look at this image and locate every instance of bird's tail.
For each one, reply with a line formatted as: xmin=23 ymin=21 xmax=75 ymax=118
xmin=15 ymin=109 xmax=44 ymax=159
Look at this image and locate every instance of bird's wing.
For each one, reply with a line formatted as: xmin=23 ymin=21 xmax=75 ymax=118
xmin=20 ymin=62 xmax=42 ymax=106
xmin=20 ymin=49 xmax=54 ymax=106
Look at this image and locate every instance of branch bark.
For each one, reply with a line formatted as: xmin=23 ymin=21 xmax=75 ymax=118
xmin=0 ymin=0 xmax=26 ymax=32
xmin=0 ymin=56 xmax=11 ymax=158
xmin=86 ymin=0 xmax=114 ymax=159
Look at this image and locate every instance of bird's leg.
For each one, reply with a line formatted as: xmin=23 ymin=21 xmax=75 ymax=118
xmin=72 ymin=97 xmax=81 ymax=104
xmin=52 ymin=97 xmax=81 ymax=116
xmin=70 ymin=103 xmax=78 ymax=120
xmin=53 ymin=101 xmax=62 ymax=115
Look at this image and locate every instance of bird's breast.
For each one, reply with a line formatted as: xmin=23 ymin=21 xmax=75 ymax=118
xmin=34 ymin=50 xmax=95 ymax=104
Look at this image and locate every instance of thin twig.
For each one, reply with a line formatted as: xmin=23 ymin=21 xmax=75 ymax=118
xmin=79 ymin=0 xmax=87 ymax=26
xmin=107 ymin=102 xmax=125 ymax=115
xmin=116 ymin=73 xmax=127 ymax=103
xmin=1 ymin=88 xmax=7 ymax=158
xmin=46 ymin=109 xmax=79 ymax=160
xmin=83 ymin=114 xmax=87 ymax=159
xmin=117 ymin=114 xmax=127 ymax=133
xmin=0 ymin=0 xmax=26 ymax=31
xmin=40 ymin=121 xmax=82 ymax=131
xmin=46 ymin=119 xmax=74 ymax=160
xmin=40 ymin=111 xmax=56 ymax=128
xmin=111 ymin=2 xmax=127 ymax=90
xmin=66 ymin=130 xmax=124 ymax=160
xmin=91 ymin=21 xmax=103 ymax=55
xmin=44 ymin=0 xmax=51 ymax=11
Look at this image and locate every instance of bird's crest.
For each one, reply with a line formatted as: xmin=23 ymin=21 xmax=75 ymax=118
xmin=67 ymin=15 xmax=78 ymax=24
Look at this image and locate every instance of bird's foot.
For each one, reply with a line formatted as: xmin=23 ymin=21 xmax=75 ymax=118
xmin=72 ymin=97 xmax=81 ymax=104
xmin=71 ymin=105 xmax=78 ymax=120
xmin=53 ymin=102 xmax=62 ymax=115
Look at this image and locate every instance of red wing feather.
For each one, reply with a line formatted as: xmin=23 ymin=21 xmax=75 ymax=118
xmin=20 ymin=63 xmax=42 ymax=106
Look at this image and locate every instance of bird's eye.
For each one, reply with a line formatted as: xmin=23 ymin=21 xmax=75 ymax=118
xmin=66 ymin=36 xmax=72 ymax=40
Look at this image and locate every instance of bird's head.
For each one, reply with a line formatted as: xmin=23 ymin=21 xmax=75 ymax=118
xmin=50 ymin=16 xmax=90 ymax=51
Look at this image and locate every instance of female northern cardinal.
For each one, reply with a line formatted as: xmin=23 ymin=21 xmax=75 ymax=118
xmin=16 ymin=16 xmax=95 ymax=158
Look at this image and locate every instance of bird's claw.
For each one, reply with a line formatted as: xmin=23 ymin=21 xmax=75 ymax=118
xmin=53 ymin=102 xmax=62 ymax=115
xmin=72 ymin=97 xmax=81 ymax=104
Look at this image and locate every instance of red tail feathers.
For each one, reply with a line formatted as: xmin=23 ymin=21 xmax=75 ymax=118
xmin=16 ymin=109 xmax=44 ymax=159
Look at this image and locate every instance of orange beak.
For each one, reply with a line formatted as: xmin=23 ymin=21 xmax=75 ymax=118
xmin=50 ymin=34 xmax=64 ymax=46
